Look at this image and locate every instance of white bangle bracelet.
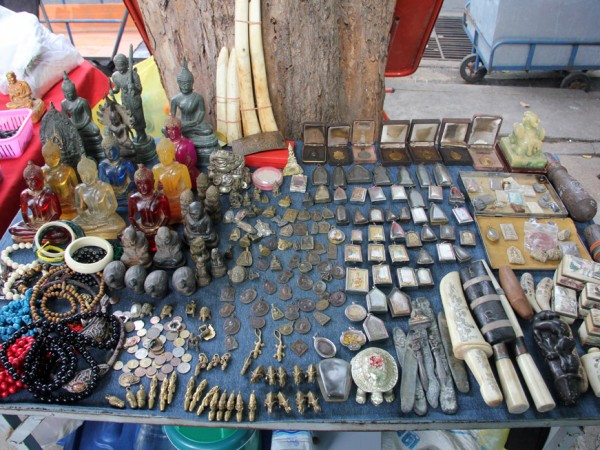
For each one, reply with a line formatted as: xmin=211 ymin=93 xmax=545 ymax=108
xmin=34 ymin=221 xmax=78 ymax=258
xmin=64 ymin=237 xmax=114 ymax=274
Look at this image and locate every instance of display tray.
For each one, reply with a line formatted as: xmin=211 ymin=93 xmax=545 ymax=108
xmin=459 ymin=171 xmax=568 ymax=218
xmin=475 ymin=216 xmax=591 ymax=270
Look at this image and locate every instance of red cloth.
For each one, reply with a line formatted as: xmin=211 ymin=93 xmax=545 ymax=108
xmin=122 ymin=0 xmax=153 ymax=54
xmin=0 ymin=60 xmax=108 ymax=235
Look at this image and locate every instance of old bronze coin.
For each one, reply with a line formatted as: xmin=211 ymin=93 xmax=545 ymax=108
xmin=285 ymin=304 xmax=300 ymax=321
xmin=249 ymin=316 xmax=266 ymax=329
xmin=279 ymin=321 xmax=295 ymax=336
xmin=330 ymin=264 xmax=346 ymax=280
xmin=297 ymin=274 xmax=314 ymax=291
xmin=252 ymin=299 xmax=270 ymax=317
xmin=329 ymin=290 xmax=346 ymax=307
xmin=295 ymin=317 xmax=312 ymax=334
xmin=298 ymin=298 xmax=316 ymax=312
xmin=240 ymin=288 xmax=258 ymax=304
xmin=317 ymin=261 xmax=332 ymax=274
xmin=277 ymin=270 xmax=294 ymax=284
xmin=220 ymin=285 xmax=235 ymax=302
xmin=291 ymin=339 xmax=309 ymax=357
xmin=271 ymin=304 xmax=285 ymax=321
xmin=263 ymin=280 xmax=277 ymax=295
xmin=278 ymin=285 xmax=293 ymax=301
xmin=298 ymin=261 xmax=313 ymax=274
xmin=315 ymin=298 xmax=330 ymax=311
xmin=224 ymin=316 xmax=241 ymax=335
xmin=313 ymin=280 xmax=327 ymax=295
xmin=219 ymin=304 xmax=236 ymax=318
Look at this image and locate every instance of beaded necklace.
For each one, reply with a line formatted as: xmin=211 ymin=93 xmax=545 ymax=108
xmin=0 ymin=289 xmax=34 ymax=341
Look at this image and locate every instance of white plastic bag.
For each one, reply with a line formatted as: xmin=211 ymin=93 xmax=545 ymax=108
xmin=0 ymin=6 xmax=83 ymax=98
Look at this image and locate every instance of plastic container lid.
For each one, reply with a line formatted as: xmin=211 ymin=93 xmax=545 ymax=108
xmin=163 ymin=427 xmax=259 ymax=450
xmin=252 ymin=166 xmax=283 ymax=191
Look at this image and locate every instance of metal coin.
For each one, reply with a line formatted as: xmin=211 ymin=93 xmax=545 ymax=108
xmin=180 ymin=330 xmax=190 ymax=339
xmin=295 ymin=317 xmax=312 ymax=335
xmin=220 ymin=285 xmax=235 ymax=302
xmin=291 ymin=339 xmax=308 ymax=357
xmin=153 ymin=323 xmax=164 ymax=332
xmin=249 ymin=316 xmax=266 ymax=329
xmin=298 ymin=261 xmax=313 ymax=273
xmin=150 ymin=316 xmax=161 ymax=324
xmin=278 ymin=285 xmax=292 ymax=301
xmin=134 ymin=367 xmax=146 ymax=378
xmin=297 ymin=274 xmax=314 ymax=291
xmin=164 ymin=351 xmax=173 ymax=362
xmin=344 ymin=303 xmax=367 ymax=322
xmin=156 ymin=372 xmax=166 ymax=381
xmin=124 ymin=322 xmax=135 ymax=333
xmin=279 ymin=321 xmax=294 ymax=336
xmin=154 ymin=355 xmax=166 ymax=366
xmin=313 ymin=280 xmax=327 ymax=295
xmin=317 ymin=261 xmax=332 ymax=274
xmin=140 ymin=358 xmax=152 ymax=368
xmin=277 ymin=270 xmax=294 ymax=284
xmin=174 ymin=337 xmax=185 ymax=348
xmin=179 ymin=323 xmax=187 ymax=331
xmin=161 ymin=364 xmax=174 ymax=374
xmin=158 ymin=335 xmax=167 ymax=344
xmin=240 ymin=288 xmax=258 ymax=304
xmin=223 ymin=316 xmax=241 ymax=335
xmin=307 ymin=252 xmax=321 ymax=265
xmin=136 ymin=328 xmax=147 ymax=337
xmin=122 ymin=366 xmax=131 ymax=374
xmin=146 ymin=366 xmax=157 ymax=377
xmin=134 ymin=320 xmax=145 ymax=331
xmin=124 ymin=336 xmax=140 ymax=348
xmin=173 ymin=316 xmax=183 ymax=323
xmin=113 ymin=361 xmax=124 ymax=371
xmin=329 ymin=290 xmax=347 ymax=307
xmin=320 ymin=271 xmax=333 ymax=282
xmin=331 ymin=264 xmax=346 ymax=279
xmin=171 ymin=357 xmax=181 ymax=367
xmin=219 ymin=304 xmax=235 ymax=318
xmin=288 ymin=253 xmax=301 ymax=269
xmin=135 ymin=348 xmax=149 ymax=360
xmin=285 ymin=304 xmax=300 ymax=320
xmin=177 ymin=362 xmax=191 ymax=374
xmin=146 ymin=328 xmax=161 ymax=340
xmin=127 ymin=359 xmax=140 ymax=370
xmin=298 ymin=298 xmax=316 ymax=312
xmin=263 ymin=280 xmax=277 ymax=295
xmin=127 ymin=345 xmax=139 ymax=354
xmin=166 ymin=331 xmax=178 ymax=341
xmin=225 ymin=335 xmax=238 ymax=351
xmin=118 ymin=372 xmax=140 ymax=387
xmin=182 ymin=353 xmax=193 ymax=363
xmin=173 ymin=347 xmax=185 ymax=358
xmin=316 ymin=299 xmax=330 ymax=311
xmin=251 ymin=299 xmax=269 ymax=317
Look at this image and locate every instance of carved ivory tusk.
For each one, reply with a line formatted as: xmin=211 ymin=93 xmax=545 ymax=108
xmin=235 ymin=0 xmax=261 ymax=136
xmin=216 ymin=47 xmax=229 ymax=146
xmin=226 ymin=49 xmax=243 ymax=143
xmin=439 ymin=272 xmax=503 ymax=407
xmin=249 ymin=0 xmax=278 ymax=133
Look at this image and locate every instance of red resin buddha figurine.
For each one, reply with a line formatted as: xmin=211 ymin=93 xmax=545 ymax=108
xmin=128 ymin=164 xmax=171 ymax=249
xmin=9 ymin=161 xmax=62 ymax=243
xmin=165 ymin=115 xmax=199 ymax=190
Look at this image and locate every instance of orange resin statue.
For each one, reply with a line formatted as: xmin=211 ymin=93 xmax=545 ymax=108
xmin=128 ymin=164 xmax=171 ymax=249
xmin=73 ymin=156 xmax=126 ymax=239
xmin=152 ymin=139 xmax=192 ymax=223
xmin=42 ymin=141 xmax=78 ymax=220
xmin=9 ymin=161 xmax=62 ymax=243
xmin=5 ymin=71 xmax=46 ymax=123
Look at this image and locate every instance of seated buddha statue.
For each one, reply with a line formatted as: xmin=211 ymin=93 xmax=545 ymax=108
xmin=128 ymin=164 xmax=171 ymax=249
xmin=73 ymin=156 xmax=126 ymax=239
xmin=9 ymin=161 xmax=62 ymax=243
xmin=5 ymin=71 xmax=46 ymax=123
xmin=152 ymin=139 xmax=192 ymax=223
xmin=98 ymin=134 xmax=136 ymax=212
xmin=164 ymin=115 xmax=199 ymax=190
xmin=60 ymin=72 xmax=104 ymax=161
xmin=183 ymin=201 xmax=219 ymax=249
xmin=42 ymin=141 xmax=78 ymax=220
xmin=169 ymin=58 xmax=218 ymax=165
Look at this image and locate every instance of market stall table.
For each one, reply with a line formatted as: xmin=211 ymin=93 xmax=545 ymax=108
xmin=0 ymin=151 xmax=598 ymax=431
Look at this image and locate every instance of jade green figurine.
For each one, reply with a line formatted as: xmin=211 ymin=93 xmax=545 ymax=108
xmin=499 ymin=111 xmax=547 ymax=169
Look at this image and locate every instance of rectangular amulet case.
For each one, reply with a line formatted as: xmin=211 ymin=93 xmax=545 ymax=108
xmin=302 ymin=122 xmax=327 ymax=164
xmin=327 ymin=124 xmax=353 ymax=166
xmin=379 ymin=120 xmax=411 ymax=166
xmin=467 ymin=114 xmax=504 ymax=171
xmin=438 ymin=118 xmax=473 ymax=166
xmin=407 ymin=119 xmax=442 ymax=164
xmin=351 ymin=120 xmax=377 ymax=164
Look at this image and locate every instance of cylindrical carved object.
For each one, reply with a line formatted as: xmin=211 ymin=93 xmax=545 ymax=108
xmin=544 ymin=153 xmax=597 ymax=222
xmin=498 ymin=265 xmax=534 ymax=320
xmin=583 ymin=224 xmax=600 ymax=262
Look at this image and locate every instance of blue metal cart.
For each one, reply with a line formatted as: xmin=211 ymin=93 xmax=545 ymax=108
xmin=460 ymin=0 xmax=600 ymax=90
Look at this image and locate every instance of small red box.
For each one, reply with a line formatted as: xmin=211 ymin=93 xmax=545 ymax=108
xmin=244 ymin=141 xmax=294 ymax=168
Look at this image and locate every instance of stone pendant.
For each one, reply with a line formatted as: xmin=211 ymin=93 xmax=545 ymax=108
xmin=302 ymin=192 xmax=314 ymax=206
xmin=420 ymin=224 xmax=437 ymax=242
xmin=408 ymin=189 xmax=426 ymax=209
xmin=366 ymin=287 xmax=388 ymax=313
xmin=507 ymin=246 xmax=525 ymax=265
xmin=386 ymin=210 xmax=399 ymax=222
xmin=333 ymin=166 xmax=347 ymax=189
xmin=336 ymin=205 xmax=349 ymax=226
xmin=416 ymin=164 xmax=432 ymax=188
xmin=312 ymin=164 xmax=329 ymax=186
xmin=368 ymin=208 xmax=385 ymax=224
xmin=433 ymin=162 xmax=452 ymax=186
xmin=236 ymin=248 xmax=253 ymax=267
xmin=373 ymin=164 xmax=392 ymax=186
xmin=398 ymin=166 xmax=415 ymax=187
xmin=353 ymin=210 xmax=369 ymax=226
xmin=334 ymin=187 xmax=347 ymax=204
xmin=429 ymin=203 xmax=449 ymax=225
xmin=399 ymin=207 xmax=411 ymax=223
xmin=390 ymin=221 xmax=406 ymax=241
xmin=453 ymin=245 xmax=472 ymax=263
xmin=416 ymin=248 xmax=434 ymax=265
xmin=314 ymin=185 xmax=332 ymax=204
xmin=347 ymin=165 xmax=371 ymax=184
xmin=486 ymin=226 xmax=500 ymax=242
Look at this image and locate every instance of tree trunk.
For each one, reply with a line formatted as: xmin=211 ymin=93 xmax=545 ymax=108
xmin=137 ymin=0 xmax=396 ymax=140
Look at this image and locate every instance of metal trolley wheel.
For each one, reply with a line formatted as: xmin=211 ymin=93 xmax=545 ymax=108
xmin=560 ymin=73 xmax=591 ymax=92
xmin=460 ymin=53 xmax=487 ymax=83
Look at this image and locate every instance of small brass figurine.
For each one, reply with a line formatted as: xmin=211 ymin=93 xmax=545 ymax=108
xmin=160 ymin=304 xmax=174 ymax=320
xmin=277 ymin=366 xmax=288 ymax=388
xmin=217 ymin=390 xmax=228 ymax=421
xmin=189 ymin=379 xmax=207 ymax=412
xmin=105 ymin=394 xmax=126 ymax=409
xmin=183 ymin=378 xmax=195 ymax=412
xmin=195 ymin=353 xmax=209 ymax=376
xmin=200 ymin=306 xmax=211 ymax=322
xmin=306 ymin=364 xmax=317 ymax=383
xmin=207 ymin=353 xmax=221 ymax=371
xmin=235 ymin=391 xmax=244 ymax=422
xmin=159 ymin=377 xmax=169 ymax=411
xmin=167 ymin=372 xmax=177 ymax=405
xmin=197 ymin=386 xmax=219 ymax=416
xmin=295 ymin=391 xmax=306 ymax=414
xmin=225 ymin=391 xmax=236 ymax=422
xmin=273 ymin=330 xmax=286 ymax=362
xmin=293 ymin=366 xmax=304 ymax=386
xmin=250 ymin=365 xmax=265 ymax=384
xmin=250 ymin=329 xmax=265 ymax=359
xmin=277 ymin=391 xmax=292 ymax=413
xmin=241 ymin=355 xmax=253 ymax=376
xmin=248 ymin=391 xmax=257 ymax=422
xmin=208 ymin=389 xmax=220 ymax=421
xmin=307 ymin=391 xmax=321 ymax=413
xmin=125 ymin=386 xmax=138 ymax=409
xmin=5 ymin=71 xmax=46 ymax=123
xmin=264 ymin=391 xmax=277 ymax=414
xmin=220 ymin=352 xmax=232 ymax=370
xmin=136 ymin=384 xmax=147 ymax=409
xmin=266 ymin=366 xmax=277 ymax=386
xmin=148 ymin=375 xmax=158 ymax=409
xmin=185 ymin=299 xmax=197 ymax=318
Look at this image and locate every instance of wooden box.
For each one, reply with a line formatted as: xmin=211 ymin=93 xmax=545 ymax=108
xmin=351 ymin=120 xmax=377 ymax=164
xmin=302 ymin=122 xmax=326 ymax=164
xmin=408 ymin=119 xmax=442 ymax=164
xmin=438 ymin=118 xmax=473 ymax=166
xmin=327 ymin=124 xmax=353 ymax=166
xmin=467 ymin=114 xmax=504 ymax=170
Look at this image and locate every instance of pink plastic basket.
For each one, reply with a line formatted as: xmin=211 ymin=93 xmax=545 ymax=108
xmin=0 ymin=108 xmax=34 ymax=160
